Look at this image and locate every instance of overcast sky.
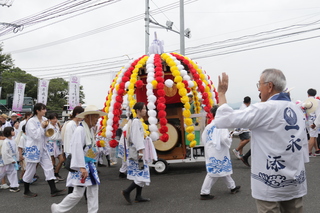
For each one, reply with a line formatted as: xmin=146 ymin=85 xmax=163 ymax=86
xmin=1 ymin=0 xmax=320 ymax=108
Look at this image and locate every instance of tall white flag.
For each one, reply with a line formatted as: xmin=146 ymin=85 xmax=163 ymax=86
xmin=68 ymin=75 xmax=80 ymax=110
xmin=12 ymin=82 xmax=26 ymax=112
xmin=37 ymin=79 xmax=50 ymax=105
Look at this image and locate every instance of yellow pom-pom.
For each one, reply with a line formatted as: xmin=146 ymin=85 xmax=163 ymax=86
xmin=189 ymin=140 xmax=197 ymax=148
xmin=101 ymin=132 xmax=106 ymax=138
xmin=170 ymin=67 xmax=180 ymax=77
xmin=151 ymin=80 xmax=158 ymax=88
xmin=129 ymin=84 xmax=135 ymax=90
xmin=184 ymin=118 xmax=193 ymax=126
xmin=192 ymin=81 xmax=197 ymax=88
xmin=186 ymin=126 xmax=194 ymax=133
xmin=130 ymin=78 xmax=137 ymax=84
xmin=136 ymin=64 xmax=143 ymax=68
xmin=181 ymin=96 xmax=189 ymax=104
xmin=183 ymin=109 xmax=191 ymax=118
xmin=179 ymin=88 xmax=187 ymax=97
xmin=187 ymin=133 xmax=195 ymax=142
xmin=184 ymin=102 xmax=190 ymax=110
xmin=176 ymin=82 xmax=185 ymax=89
xmin=115 ymin=84 xmax=120 ymax=91
xmin=129 ymin=100 xmax=135 ymax=108
xmin=100 ymin=140 xmax=106 ymax=147
xmin=199 ymin=73 xmax=206 ymax=80
xmin=174 ymin=76 xmax=183 ymax=83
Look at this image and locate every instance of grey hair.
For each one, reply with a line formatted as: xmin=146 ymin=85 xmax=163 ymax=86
xmin=261 ymin=68 xmax=286 ymax=92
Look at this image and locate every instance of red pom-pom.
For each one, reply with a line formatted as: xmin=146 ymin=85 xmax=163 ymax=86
xmin=122 ymin=76 xmax=129 ymax=82
xmin=119 ymin=82 xmax=125 ymax=89
xmin=202 ymin=92 xmax=208 ymax=99
xmin=114 ymin=102 xmax=121 ymax=109
xmin=157 ymin=103 xmax=166 ymax=111
xmin=100 ymin=119 xmax=103 ymax=125
xmin=193 ymin=73 xmax=199 ymax=79
xmin=159 ymin=126 xmax=168 ymax=134
xmin=160 ymin=133 xmax=169 ymax=142
xmin=154 ymin=62 xmax=162 ymax=68
xmin=157 ymin=82 xmax=164 ymax=89
xmin=157 ymin=97 xmax=166 ymax=104
xmin=157 ymin=89 xmax=166 ymax=97
xmin=186 ymin=88 xmax=191 ymax=93
xmin=159 ymin=118 xmax=167 ymax=126
xmin=155 ymin=77 xmax=164 ymax=83
xmin=202 ymin=98 xmax=209 ymax=105
xmin=116 ymin=96 xmax=123 ymax=103
xmin=199 ymin=85 xmax=205 ymax=93
xmin=113 ymin=116 xmax=120 ymax=123
xmin=155 ymin=67 xmax=162 ymax=72
xmin=124 ymin=71 xmax=131 ymax=78
xmin=183 ymin=80 xmax=188 ymax=88
xmin=158 ymin=110 xmax=167 ymax=118
xmin=109 ymin=139 xmax=119 ymax=148
xmin=136 ymin=80 xmax=144 ymax=89
xmin=117 ymin=88 xmax=125 ymax=96
xmin=113 ymin=109 xmax=120 ymax=116
xmin=204 ymin=106 xmax=211 ymax=112
xmin=155 ymin=71 xmax=163 ymax=77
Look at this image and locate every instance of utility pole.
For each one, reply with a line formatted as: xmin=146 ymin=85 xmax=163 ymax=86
xmin=145 ymin=0 xmax=190 ymax=55
xmin=180 ymin=0 xmax=185 ymax=55
xmin=145 ymin=0 xmax=150 ymax=55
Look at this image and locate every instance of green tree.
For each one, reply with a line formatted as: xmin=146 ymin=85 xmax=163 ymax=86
xmin=1 ymin=68 xmax=38 ymax=99
xmin=0 ymin=44 xmax=14 ymax=74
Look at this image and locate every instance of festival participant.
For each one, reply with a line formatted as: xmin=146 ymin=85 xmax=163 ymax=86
xmin=46 ymin=113 xmax=65 ymax=181
xmin=0 ymin=114 xmax=11 ymax=131
xmin=10 ymin=113 xmax=20 ymax=127
xmin=23 ymin=103 xmax=65 ymax=197
xmin=61 ymin=106 xmax=84 ymax=194
xmin=215 ymin=70 xmax=308 ymax=212
xmin=18 ymin=112 xmax=32 ymax=133
xmin=200 ymin=105 xmax=240 ymax=200
xmin=1 ymin=127 xmax=20 ymax=192
xmin=62 ymin=106 xmax=84 ymax=158
xmin=51 ymin=105 xmax=107 ymax=213
xmin=122 ymin=102 xmax=157 ymax=204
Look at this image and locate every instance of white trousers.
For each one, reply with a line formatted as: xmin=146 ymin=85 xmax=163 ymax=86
xmin=119 ymin=160 xmax=127 ymax=173
xmin=200 ymin=174 xmax=235 ymax=195
xmin=0 ymin=164 xmax=19 ymax=188
xmin=23 ymin=151 xmax=56 ymax=183
xmin=53 ymin=185 xmax=99 ymax=213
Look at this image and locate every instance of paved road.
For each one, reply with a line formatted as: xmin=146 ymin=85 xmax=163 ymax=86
xmin=0 ymin=138 xmax=319 ymax=213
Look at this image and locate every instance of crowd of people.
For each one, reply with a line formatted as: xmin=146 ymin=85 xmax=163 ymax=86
xmin=0 ymin=68 xmax=317 ymax=212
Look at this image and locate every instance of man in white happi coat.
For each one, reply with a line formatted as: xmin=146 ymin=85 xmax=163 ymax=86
xmin=215 ymin=69 xmax=308 ymax=212
xmin=51 ymin=105 xmax=107 ymax=213
xmin=23 ymin=103 xmax=64 ymax=197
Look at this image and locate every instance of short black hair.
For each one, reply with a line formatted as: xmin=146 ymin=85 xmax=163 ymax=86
xmin=48 ymin=113 xmax=58 ymax=120
xmin=243 ymin=96 xmax=251 ymax=104
xmin=307 ymin=88 xmax=317 ymax=96
xmin=3 ymin=126 xmax=14 ymax=137
xmin=33 ymin=103 xmax=46 ymax=116
xmin=210 ymin=105 xmax=219 ymax=117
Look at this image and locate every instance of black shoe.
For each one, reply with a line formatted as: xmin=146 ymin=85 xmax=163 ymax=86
xmin=241 ymin=157 xmax=250 ymax=167
xmin=231 ymin=186 xmax=241 ymax=194
xmin=200 ymin=194 xmax=214 ymax=200
xmin=98 ymin=163 xmax=107 ymax=167
xmin=24 ymin=191 xmax=38 ymax=198
xmin=51 ymin=189 xmax=66 ymax=197
xmin=135 ymin=197 xmax=150 ymax=202
xmin=122 ymin=190 xmax=132 ymax=204
xmin=119 ymin=172 xmax=127 ymax=179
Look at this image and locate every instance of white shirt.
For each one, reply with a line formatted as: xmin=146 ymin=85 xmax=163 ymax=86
xmin=63 ymin=120 xmax=78 ymax=154
xmin=215 ymin=93 xmax=308 ymax=202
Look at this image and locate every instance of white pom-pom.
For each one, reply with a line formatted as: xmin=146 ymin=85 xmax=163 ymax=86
xmin=180 ymin=70 xmax=187 ymax=76
xmin=183 ymin=75 xmax=191 ymax=81
xmin=177 ymin=65 xmax=184 ymax=70
xmin=106 ymin=131 xmax=113 ymax=138
xmin=148 ymin=109 xmax=157 ymax=117
xmin=148 ymin=116 xmax=158 ymax=125
xmin=147 ymin=67 xmax=155 ymax=73
xmin=150 ymin=131 xmax=159 ymax=141
xmin=147 ymin=77 xmax=154 ymax=83
xmin=108 ymin=113 xmax=114 ymax=119
xmin=106 ymin=126 xmax=113 ymax=132
xmin=125 ymin=81 xmax=130 ymax=89
xmin=188 ymin=81 xmax=194 ymax=88
xmin=146 ymin=83 xmax=153 ymax=90
xmin=147 ymin=102 xmax=156 ymax=110
xmin=165 ymin=79 xmax=174 ymax=88
xmin=149 ymin=124 xmax=158 ymax=132
xmin=107 ymin=119 xmax=113 ymax=126
xmin=148 ymin=95 xmax=157 ymax=103
xmin=146 ymin=90 xmax=154 ymax=97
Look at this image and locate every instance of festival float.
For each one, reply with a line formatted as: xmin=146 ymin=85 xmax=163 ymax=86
xmin=99 ymin=38 xmax=218 ymax=173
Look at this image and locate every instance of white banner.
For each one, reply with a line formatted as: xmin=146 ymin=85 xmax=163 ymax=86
xmin=37 ymin=79 xmax=50 ymax=105
xmin=68 ymin=75 xmax=80 ymax=110
xmin=12 ymin=82 xmax=26 ymax=112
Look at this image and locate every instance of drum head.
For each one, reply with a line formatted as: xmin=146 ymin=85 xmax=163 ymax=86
xmin=154 ymin=123 xmax=178 ymax=151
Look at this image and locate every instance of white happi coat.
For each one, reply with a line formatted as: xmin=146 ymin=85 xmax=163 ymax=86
xmin=63 ymin=120 xmax=78 ymax=154
xmin=215 ymin=93 xmax=308 ymax=202
xmin=2 ymin=138 xmax=19 ymax=165
xmin=201 ymin=121 xmax=233 ymax=177
xmin=0 ymin=140 xmax=4 ymax=167
xmin=24 ymin=116 xmax=50 ymax=163
xmin=66 ymin=122 xmax=100 ymax=187
xmin=126 ymin=118 xmax=151 ymax=186
xmin=46 ymin=123 xmax=62 ymax=157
